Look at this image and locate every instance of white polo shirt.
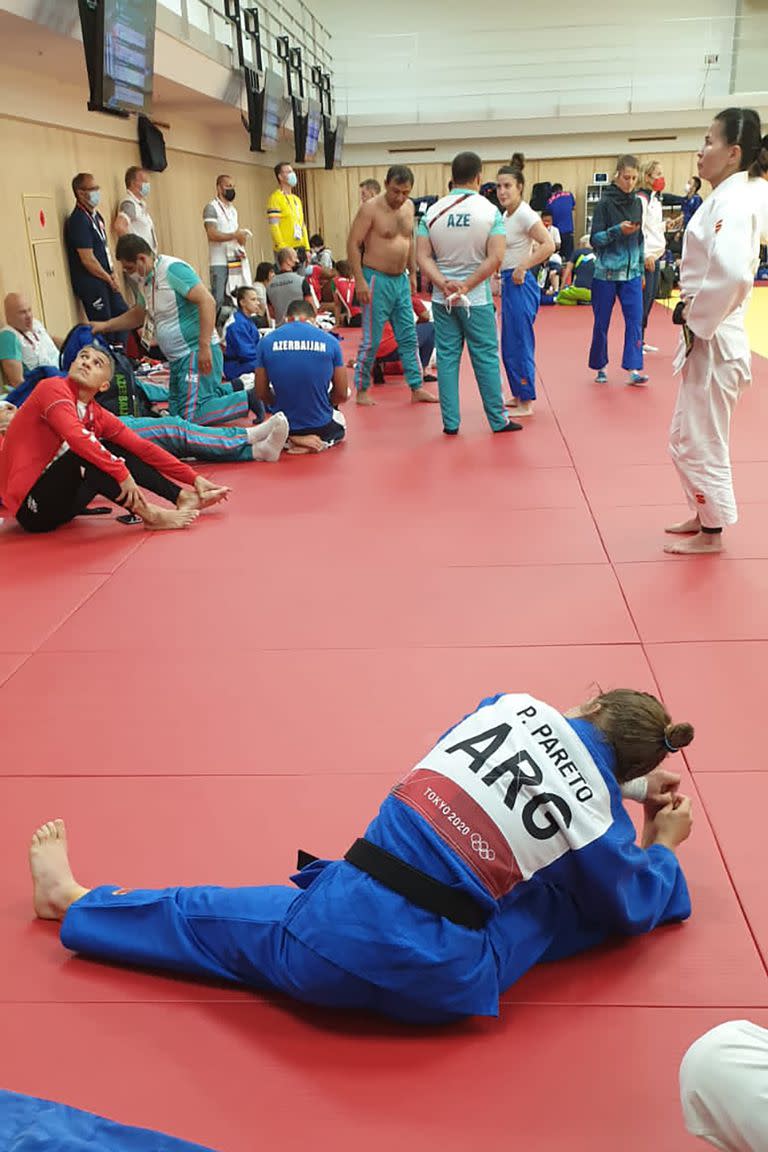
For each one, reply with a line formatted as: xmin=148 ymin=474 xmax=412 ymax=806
xmin=203 ymin=197 xmax=240 ymax=267
xmin=0 ymin=319 xmax=59 ymax=377
xmin=418 ymin=189 xmax=506 ymax=306
xmin=117 ymin=190 xmax=157 ymax=252
xmin=501 ymin=201 xmax=540 ymax=270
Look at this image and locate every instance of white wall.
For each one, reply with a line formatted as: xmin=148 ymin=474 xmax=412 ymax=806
xmin=321 ymin=0 xmax=767 ymax=152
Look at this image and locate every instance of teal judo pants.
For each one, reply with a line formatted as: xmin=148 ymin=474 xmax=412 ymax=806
xmin=432 ymin=302 xmax=508 ymax=431
xmin=169 ymin=344 xmax=249 ymax=426
xmin=123 ymin=416 xmax=253 ymax=462
xmin=354 ymin=267 xmax=423 ymax=392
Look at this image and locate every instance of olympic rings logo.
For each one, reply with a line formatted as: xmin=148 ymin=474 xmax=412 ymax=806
xmin=470 ymin=832 xmax=496 ymax=861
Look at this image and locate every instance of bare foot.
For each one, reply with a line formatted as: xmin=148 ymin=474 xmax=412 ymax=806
xmin=286 ymin=434 xmax=326 ymax=454
xmin=665 ymin=516 xmax=701 ymax=535
xmin=663 ymin=531 xmax=723 ymax=555
xmin=30 ymin=819 xmax=88 ymax=920
xmin=356 ymin=391 xmax=376 ymax=406
xmin=177 ymin=484 xmax=229 ymax=513
xmin=141 ymin=503 xmax=200 ymax=531
xmin=504 ymin=398 xmax=519 ymax=408
xmin=510 ymin=402 xmax=534 ymax=417
xmin=411 ymin=388 xmax=439 ymax=403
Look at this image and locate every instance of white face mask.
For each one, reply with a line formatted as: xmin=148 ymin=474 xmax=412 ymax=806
xmin=140 ymin=182 xmax=150 ymax=197
xmin=286 ymin=172 xmax=298 ymax=188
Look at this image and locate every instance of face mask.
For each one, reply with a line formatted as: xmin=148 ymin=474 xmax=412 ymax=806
xmin=286 ymin=172 xmax=298 ymax=188
xmin=223 ymin=188 xmax=236 ymax=202
xmin=684 ymin=183 xmax=691 ymax=194
xmin=652 ymin=176 xmax=666 ymax=192
xmin=87 ymin=190 xmax=100 ymax=208
xmin=140 ymin=182 xmax=150 ymax=197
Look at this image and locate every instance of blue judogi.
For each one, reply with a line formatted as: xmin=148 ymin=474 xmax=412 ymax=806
xmin=0 ymin=1090 xmax=215 ymax=1151
xmin=61 ymin=695 xmax=690 ymax=1025
xmin=223 ymin=309 xmax=261 ymax=381
xmin=500 ymin=270 xmax=540 ymax=402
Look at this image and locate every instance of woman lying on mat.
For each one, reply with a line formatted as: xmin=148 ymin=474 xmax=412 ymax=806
xmin=30 ymin=688 xmax=693 ymax=1025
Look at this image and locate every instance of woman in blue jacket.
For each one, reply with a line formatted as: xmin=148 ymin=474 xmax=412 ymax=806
xmin=29 ymin=686 xmax=693 ymax=1025
xmin=588 ymin=155 xmax=648 ymax=386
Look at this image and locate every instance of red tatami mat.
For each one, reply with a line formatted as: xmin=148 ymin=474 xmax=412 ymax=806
xmin=2 ymin=643 xmax=655 ymax=776
xmin=2 ymin=305 xmax=767 ymax=1151
xmin=3 ymin=1002 xmax=761 ymax=1152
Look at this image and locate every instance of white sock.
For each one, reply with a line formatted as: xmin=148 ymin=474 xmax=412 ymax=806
xmin=252 ymin=416 xmax=289 ymax=462
xmin=247 ymin=413 xmax=287 ymax=445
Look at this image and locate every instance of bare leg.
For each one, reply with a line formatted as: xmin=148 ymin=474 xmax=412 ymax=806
xmin=30 ymin=820 xmax=89 ymax=921
xmin=356 ymin=391 xmax=376 ymax=406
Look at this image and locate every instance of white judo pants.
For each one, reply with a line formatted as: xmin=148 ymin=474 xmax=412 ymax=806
xmin=668 ymin=334 xmax=750 ymax=530
xmin=680 ymin=1020 xmax=768 ymax=1151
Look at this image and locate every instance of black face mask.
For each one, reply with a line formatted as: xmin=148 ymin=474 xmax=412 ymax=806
xmin=223 ymin=188 xmax=236 ymax=202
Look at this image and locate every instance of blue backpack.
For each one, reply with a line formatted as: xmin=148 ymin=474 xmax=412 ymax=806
xmin=59 ymin=325 xmax=150 ymax=418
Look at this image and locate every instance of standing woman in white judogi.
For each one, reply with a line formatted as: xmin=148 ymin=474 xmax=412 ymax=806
xmin=665 ymin=108 xmax=765 ymax=555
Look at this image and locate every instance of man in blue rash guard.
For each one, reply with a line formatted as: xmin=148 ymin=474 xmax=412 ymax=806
xmin=29 ymin=687 xmax=694 ymax=1025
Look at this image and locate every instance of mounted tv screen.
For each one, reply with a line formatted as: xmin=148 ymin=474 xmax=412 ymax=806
xmin=79 ymin=0 xmax=157 ymax=116
xmin=304 ymin=99 xmax=322 ymax=164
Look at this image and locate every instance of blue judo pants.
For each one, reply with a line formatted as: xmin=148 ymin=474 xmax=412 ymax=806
xmin=500 ymin=270 xmax=539 ymax=402
xmin=61 ymin=883 xmax=428 ymax=1020
xmin=589 ymin=277 xmax=644 ymax=372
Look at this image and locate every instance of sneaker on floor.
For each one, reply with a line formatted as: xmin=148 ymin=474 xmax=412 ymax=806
xmin=627 ymin=371 xmax=649 ymax=386
xmin=594 ymin=370 xmax=607 ymax=384
xmin=443 ymin=427 xmax=459 ymax=436
xmin=642 ymin=343 xmax=659 ymax=353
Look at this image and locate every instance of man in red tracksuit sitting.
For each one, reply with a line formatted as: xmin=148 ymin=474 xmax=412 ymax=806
xmin=0 ymin=343 xmax=228 ymax=533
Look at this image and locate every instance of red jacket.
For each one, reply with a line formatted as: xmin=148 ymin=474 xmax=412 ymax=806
xmin=0 ymin=375 xmax=196 ymax=515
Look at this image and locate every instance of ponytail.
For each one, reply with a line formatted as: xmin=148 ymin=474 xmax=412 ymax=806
xmin=749 ymin=133 xmax=768 ymax=179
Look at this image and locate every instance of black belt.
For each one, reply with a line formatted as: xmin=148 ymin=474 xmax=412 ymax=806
xmin=301 ymin=838 xmax=488 ymax=931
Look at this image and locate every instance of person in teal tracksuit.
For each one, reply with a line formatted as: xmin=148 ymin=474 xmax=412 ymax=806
xmin=346 ymin=164 xmax=438 ymax=406
xmin=94 ymin=236 xmax=262 ymax=426
xmin=416 ymin=152 xmax=520 ymax=435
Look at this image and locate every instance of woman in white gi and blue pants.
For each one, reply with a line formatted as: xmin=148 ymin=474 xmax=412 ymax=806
xmin=31 ymin=687 xmax=694 ymax=1025
xmin=496 ymin=156 xmax=555 ymax=418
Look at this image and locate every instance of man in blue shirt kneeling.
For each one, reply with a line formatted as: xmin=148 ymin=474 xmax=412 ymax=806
xmin=254 ymin=299 xmax=349 ymax=454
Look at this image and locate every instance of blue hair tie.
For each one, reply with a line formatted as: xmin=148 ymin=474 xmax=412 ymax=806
xmin=663 ymin=734 xmax=679 ymax=753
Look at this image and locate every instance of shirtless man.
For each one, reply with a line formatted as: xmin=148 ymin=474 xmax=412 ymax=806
xmin=347 ymin=165 xmax=437 ymax=406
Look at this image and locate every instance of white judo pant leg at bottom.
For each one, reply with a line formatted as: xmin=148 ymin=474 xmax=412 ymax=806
xmin=668 ymin=338 xmax=748 ymax=529
xmin=680 ymin=1021 xmax=768 ymax=1151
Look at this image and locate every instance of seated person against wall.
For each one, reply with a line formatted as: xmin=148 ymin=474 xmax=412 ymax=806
xmin=0 ymin=344 xmax=231 ymax=533
xmin=93 ymin=236 xmax=261 ymax=426
xmin=253 ymin=262 xmax=275 ymax=328
xmin=556 ymin=236 xmax=596 ymax=305
xmin=539 ymin=210 xmax=563 ymax=294
xmin=0 ymin=293 xmax=62 ymax=395
xmin=267 ymin=248 xmax=314 ymax=325
xmin=254 ymin=299 xmax=348 ymax=454
xmin=223 ymin=286 xmax=264 ymax=380
xmin=373 ymin=295 xmax=436 ymax=383
xmin=309 ymin=234 xmax=334 ymax=270
xmin=333 ymin=260 xmax=362 ymax=326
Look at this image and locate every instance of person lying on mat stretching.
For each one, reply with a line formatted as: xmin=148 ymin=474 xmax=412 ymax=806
xmin=29 ymin=687 xmax=693 ymax=1024
xmin=0 ymin=343 xmax=228 ymax=532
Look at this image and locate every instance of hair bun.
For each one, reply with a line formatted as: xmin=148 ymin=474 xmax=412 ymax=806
xmin=510 ymin=152 xmax=525 ymax=170
xmin=664 ymin=721 xmax=694 ymax=751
